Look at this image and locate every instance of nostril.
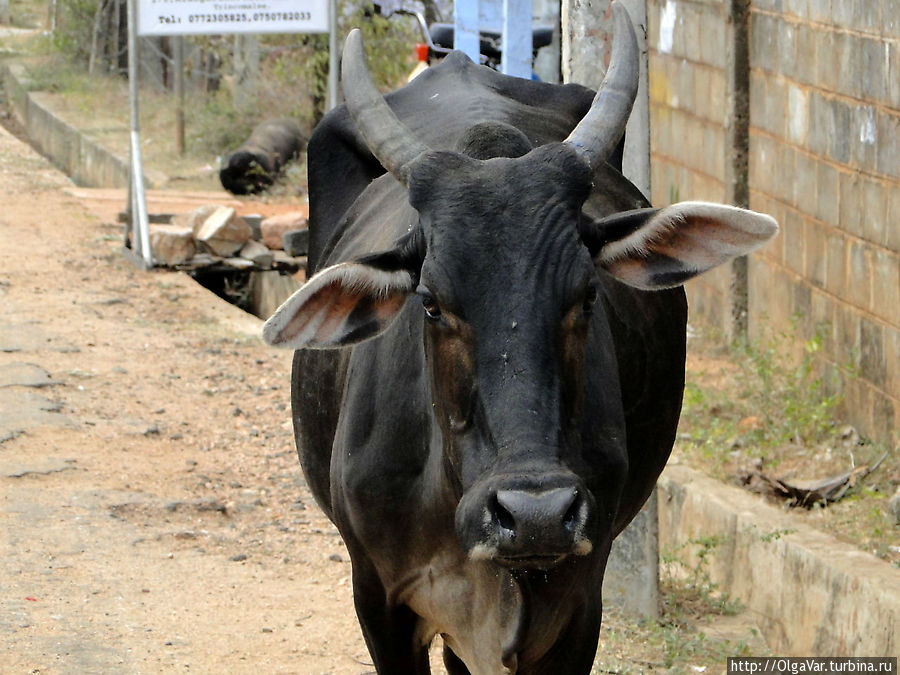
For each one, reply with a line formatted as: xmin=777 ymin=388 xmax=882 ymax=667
xmin=492 ymin=494 xmax=516 ymax=534
xmin=562 ymin=491 xmax=581 ymax=532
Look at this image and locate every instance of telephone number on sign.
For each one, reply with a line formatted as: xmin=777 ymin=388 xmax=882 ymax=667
xmin=185 ymin=10 xmax=313 ymax=22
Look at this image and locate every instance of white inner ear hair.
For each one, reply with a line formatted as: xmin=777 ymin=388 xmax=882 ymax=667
xmin=262 ymin=262 xmax=414 ymax=346
xmin=598 ymin=201 xmax=778 ymax=265
xmin=310 ymin=262 xmax=416 ymax=299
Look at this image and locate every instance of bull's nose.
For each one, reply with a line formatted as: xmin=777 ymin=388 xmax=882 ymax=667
xmin=494 ymin=487 xmax=579 ymax=535
xmin=486 ymin=487 xmax=590 ymax=567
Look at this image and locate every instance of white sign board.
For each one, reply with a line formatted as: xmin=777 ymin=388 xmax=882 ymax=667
xmin=138 ymin=0 xmax=330 ymax=35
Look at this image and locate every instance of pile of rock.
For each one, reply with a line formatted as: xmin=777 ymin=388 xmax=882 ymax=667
xmin=148 ymin=206 xmax=309 ymax=275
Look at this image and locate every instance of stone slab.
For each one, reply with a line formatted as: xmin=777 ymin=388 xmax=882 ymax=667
xmin=603 ymin=489 xmax=659 ymax=618
xmin=282 ymin=228 xmax=309 ymax=257
xmin=0 ymin=389 xmax=74 ymax=443
xmin=149 ymin=224 xmax=196 ymax=266
xmin=195 ymin=206 xmax=252 ymax=257
xmin=261 ymin=211 xmax=308 ymax=250
xmin=239 ymin=239 xmax=274 ymax=267
xmin=172 ymin=205 xmax=219 ymax=238
xmin=249 ymin=270 xmax=302 ymax=321
xmin=0 ymin=362 xmax=60 ymax=388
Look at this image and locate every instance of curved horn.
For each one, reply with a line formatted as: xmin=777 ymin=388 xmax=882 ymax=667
xmin=341 ymin=29 xmax=429 ymax=184
xmin=564 ymin=1 xmax=640 ymax=171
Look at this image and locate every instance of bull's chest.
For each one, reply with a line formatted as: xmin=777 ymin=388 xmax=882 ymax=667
xmin=393 ymin=552 xmax=528 ymax=674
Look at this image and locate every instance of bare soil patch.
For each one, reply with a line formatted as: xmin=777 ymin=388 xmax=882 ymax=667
xmin=0 ymin=123 xmax=373 ymax=673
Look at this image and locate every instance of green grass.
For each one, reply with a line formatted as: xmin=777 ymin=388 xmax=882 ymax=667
xmin=680 ymin=320 xmax=844 ymax=462
xmin=591 ymin=605 xmax=759 ymax=674
xmin=588 ymin=532 xmax=766 ymax=673
xmin=661 ymin=534 xmax=744 ymax=621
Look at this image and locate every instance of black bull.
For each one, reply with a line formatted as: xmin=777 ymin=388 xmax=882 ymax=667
xmin=263 ymin=4 xmax=777 ymax=673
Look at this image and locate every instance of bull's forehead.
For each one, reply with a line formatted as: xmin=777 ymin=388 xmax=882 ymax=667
xmin=410 ymin=145 xmax=595 ymax=318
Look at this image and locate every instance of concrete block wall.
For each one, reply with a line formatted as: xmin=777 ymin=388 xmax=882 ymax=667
xmin=647 ymin=0 xmax=900 ymax=444
xmin=647 ymin=0 xmax=733 ymax=336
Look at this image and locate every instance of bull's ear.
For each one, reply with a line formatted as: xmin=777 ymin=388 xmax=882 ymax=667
xmin=262 ymin=258 xmax=417 ymax=349
xmin=582 ymin=201 xmax=778 ymax=290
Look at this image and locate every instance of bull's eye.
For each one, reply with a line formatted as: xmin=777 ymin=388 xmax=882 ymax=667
xmin=582 ymin=284 xmax=599 ymax=315
xmin=418 ymin=290 xmax=442 ymax=321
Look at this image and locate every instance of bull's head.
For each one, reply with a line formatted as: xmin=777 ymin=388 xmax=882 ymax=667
xmin=263 ymin=2 xmax=777 ymax=571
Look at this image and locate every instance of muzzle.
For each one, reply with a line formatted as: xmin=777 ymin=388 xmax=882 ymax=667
xmin=455 ymin=470 xmax=596 ymax=571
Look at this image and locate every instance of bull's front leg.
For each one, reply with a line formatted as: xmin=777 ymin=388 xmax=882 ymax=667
xmin=528 ymin=602 xmax=602 ymax=675
xmin=349 ymin=552 xmax=432 ymax=674
xmin=443 ymin=644 xmax=472 ymax=675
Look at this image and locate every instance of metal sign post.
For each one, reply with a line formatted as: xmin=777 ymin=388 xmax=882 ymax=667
xmin=453 ymin=0 xmax=533 ymax=79
xmin=454 ymin=0 xmax=479 ymax=62
xmin=500 ymin=0 xmax=530 ymax=78
xmin=126 ymin=0 xmax=152 ymax=269
xmin=327 ymin=0 xmax=338 ymax=110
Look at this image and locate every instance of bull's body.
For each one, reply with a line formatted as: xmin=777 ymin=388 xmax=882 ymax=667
xmin=264 ymin=7 xmax=776 ymax=672
xmin=295 ymin=53 xmax=685 ymax=673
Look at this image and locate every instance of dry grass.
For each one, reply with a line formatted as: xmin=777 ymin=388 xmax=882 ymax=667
xmin=677 ymin=323 xmax=899 ymax=567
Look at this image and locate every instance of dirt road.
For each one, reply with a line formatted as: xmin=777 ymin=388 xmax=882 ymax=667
xmin=0 ymin=125 xmax=374 ymax=673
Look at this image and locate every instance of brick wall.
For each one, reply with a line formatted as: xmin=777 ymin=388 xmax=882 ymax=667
xmin=647 ymin=0 xmax=899 ymax=444
xmin=648 ymin=0 xmax=732 ymax=325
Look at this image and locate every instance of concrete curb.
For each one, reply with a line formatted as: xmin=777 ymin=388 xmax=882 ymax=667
xmin=1 ymin=62 xmax=166 ymax=189
xmin=658 ymin=464 xmax=899 ymax=656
